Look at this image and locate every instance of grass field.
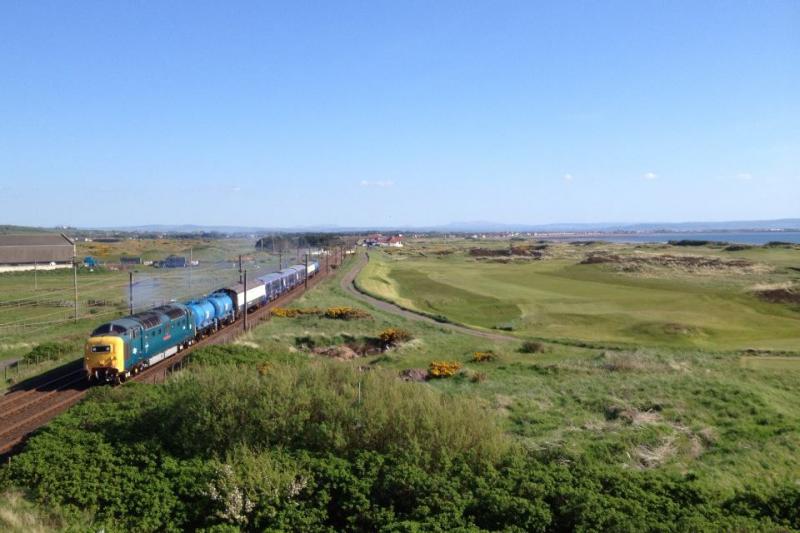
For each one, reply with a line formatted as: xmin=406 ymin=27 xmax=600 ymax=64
xmin=356 ymin=240 xmax=800 ymax=351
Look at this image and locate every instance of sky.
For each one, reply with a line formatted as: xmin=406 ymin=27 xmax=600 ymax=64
xmin=0 ymin=1 xmax=798 ymax=228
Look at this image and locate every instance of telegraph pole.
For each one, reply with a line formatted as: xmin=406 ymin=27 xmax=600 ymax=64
xmin=304 ymin=253 xmax=309 ymax=290
xmin=238 ymin=255 xmax=243 ymax=283
xmin=129 ymin=272 xmax=134 ymax=315
xmin=278 ymin=250 xmax=282 ymax=270
xmin=243 ymin=269 xmax=248 ymax=331
xmin=73 ymin=258 xmax=78 ymax=323
xmin=189 ymin=247 xmax=193 ymax=293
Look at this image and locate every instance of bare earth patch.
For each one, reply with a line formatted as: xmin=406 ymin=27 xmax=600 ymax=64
xmin=399 ymin=368 xmax=428 ymax=382
xmin=754 ymin=287 xmax=800 ymax=305
xmin=582 ymin=252 xmax=770 ymax=276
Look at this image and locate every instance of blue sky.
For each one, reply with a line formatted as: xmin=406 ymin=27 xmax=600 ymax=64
xmin=0 ymin=1 xmax=798 ymax=228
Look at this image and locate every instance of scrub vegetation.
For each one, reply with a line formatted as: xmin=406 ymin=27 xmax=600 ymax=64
xmin=2 ymin=240 xmax=800 ymax=530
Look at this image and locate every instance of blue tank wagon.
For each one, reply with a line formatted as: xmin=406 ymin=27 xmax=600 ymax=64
xmin=207 ymin=292 xmax=235 ymax=325
xmin=186 ymin=299 xmax=217 ymax=334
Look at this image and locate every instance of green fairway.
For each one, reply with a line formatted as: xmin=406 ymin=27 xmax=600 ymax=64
xmin=357 ymin=242 xmax=800 ymax=350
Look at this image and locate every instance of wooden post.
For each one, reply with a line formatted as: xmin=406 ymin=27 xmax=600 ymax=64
xmin=304 ymin=253 xmax=309 ymax=291
xmin=243 ymin=269 xmax=248 ymax=332
xmin=73 ymin=259 xmax=78 ymax=323
xmin=129 ymin=272 xmax=134 ymax=315
xmin=189 ymin=247 xmax=193 ymax=293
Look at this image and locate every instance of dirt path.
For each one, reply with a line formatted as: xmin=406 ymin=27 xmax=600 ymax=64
xmin=341 ymin=253 xmax=519 ymax=343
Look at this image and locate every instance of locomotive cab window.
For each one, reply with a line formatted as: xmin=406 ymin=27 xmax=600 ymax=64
xmin=91 ymin=345 xmax=111 ymax=353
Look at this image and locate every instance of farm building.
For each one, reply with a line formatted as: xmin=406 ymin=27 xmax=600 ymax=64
xmin=161 ymin=255 xmax=187 ymax=268
xmin=120 ymin=256 xmax=142 ymax=266
xmin=0 ymin=234 xmax=76 ymax=273
xmin=363 ymin=234 xmax=404 ymax=248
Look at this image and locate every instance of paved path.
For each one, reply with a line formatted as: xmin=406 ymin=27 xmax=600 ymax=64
xmin=341 ymin=253 xmax=519 ymax=343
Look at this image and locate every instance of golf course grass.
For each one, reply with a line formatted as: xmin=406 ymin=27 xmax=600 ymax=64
xmin=357 ymin=241 xmax=800 ymax=351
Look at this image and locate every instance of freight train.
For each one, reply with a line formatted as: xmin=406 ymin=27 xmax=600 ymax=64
xmin=84 ymin=260 xmax=320 ymax=383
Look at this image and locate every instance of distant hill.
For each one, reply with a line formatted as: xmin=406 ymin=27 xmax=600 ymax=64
xmin=436 ymin=219 xmax=800 ymax=233
xmin=0 ymin=225 xmax=57 ymax=235
xmin=8 ymin=219 xmax=800 ymax=235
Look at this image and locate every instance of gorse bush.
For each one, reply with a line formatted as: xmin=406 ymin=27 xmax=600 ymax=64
xmin=377 ymin=327 xmax=412 ymax=348
xmin=271 ymin=307 xmax=322 ymax=318
xmin=472 ymin=350 xmax=496 ymax=362
xmin=323 ymin=306 xmax=371 ymax=320
xmin=428 ymin=360 xmax=462 ymax=378
xmin=271 ymin=306 xmax=370 ymax=320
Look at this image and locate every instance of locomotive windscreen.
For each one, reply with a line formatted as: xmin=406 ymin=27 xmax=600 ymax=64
xmin=91 ymin=323 xmax=129 ymax=336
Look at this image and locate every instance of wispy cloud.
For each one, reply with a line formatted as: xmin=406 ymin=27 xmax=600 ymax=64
xmin=642 ymin=172 xmax=658 ymax=181
xmin=360 ymin=180 xmax=394 ymax=188
xmin=231 ymin=186 xmax=242 ymax=193
xmin=563 ymin=173 xmax=574 ymax=182
xmin=736 ymin=172 xmax=753 ymax=181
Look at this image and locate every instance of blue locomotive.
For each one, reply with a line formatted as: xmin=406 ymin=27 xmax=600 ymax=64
xmin=84 ymin=260 xmax=320 ymax=383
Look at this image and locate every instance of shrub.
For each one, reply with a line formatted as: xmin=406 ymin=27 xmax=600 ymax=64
xmin=271 ymin=307 xmax=322 ymax=318
xmin=428 ymin=361 xmax=462 ymax=378
xmin=519 ymin=341 xmax=546 ymax=354
xmin=471 ymin=372 xmax=487 ymax=383
xmin=472 ymin=351 xmax=496 ymax=363
xmin=23 ymin=342 xmax=74 ymax=364
xmin=324 ymin=306 xmax=371 ymax=320
xmin=272 ymin=306 xmax=371 ymax=320
xmin=378 ymin=328 xmax=412 ymax=348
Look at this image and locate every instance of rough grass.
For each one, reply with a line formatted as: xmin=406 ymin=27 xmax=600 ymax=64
xmin=0 ymin=491 xmax=64 ymax=533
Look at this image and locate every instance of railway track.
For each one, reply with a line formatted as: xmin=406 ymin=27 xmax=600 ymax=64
xmin=0 ymin=259 xmax=340 ymax=458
